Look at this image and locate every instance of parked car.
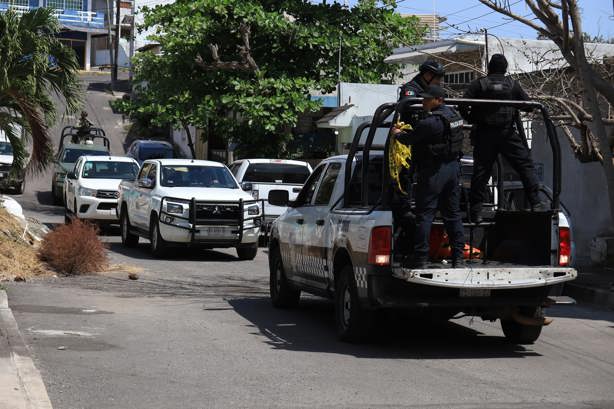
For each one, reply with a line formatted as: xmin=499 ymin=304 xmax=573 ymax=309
xmin=52 ymin=142 xmax=109 ymax=205
xmin=229 ymin=159 xmax=312 ymax=237
xmin=0 ymin=129 xmax=26 ymax=194
xmin=267 ymin=98 xmax=577 ymax=344
xmin=118 ymin=159 xmax=262 ymax=259
xmin=64 ymin=156 xmax=140 ymax=226
xmin=126 ymin=140 xmax=175 ymax=165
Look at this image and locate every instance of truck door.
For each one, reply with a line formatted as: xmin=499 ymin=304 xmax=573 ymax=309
xmin=65 ymin=158 xmax=83 ymax=211
xmin=133 ymin=163 xmax=154 ymax=229
xmin=301 ymin=162 xmax=342 ymax=289
xmin=278 ymin=164 xmax=325 ymax=284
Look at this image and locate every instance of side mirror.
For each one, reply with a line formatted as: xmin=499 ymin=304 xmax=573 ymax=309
xmin=268 ymin=190 xmax=290 ymax=207
xmin=241 ymin=182 xmax=253 ymax=191
xmin=67 ymin=171 xmax=76 ymax=180
xmin=138 ymin=177 xmax=154 ymax=189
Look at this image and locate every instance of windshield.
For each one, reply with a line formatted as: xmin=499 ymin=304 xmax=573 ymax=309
xmin=243 ymin=163 xmax=310 ymax=184
xmin=139 ymin=146 xmax=174 ymax=161
xmin=0 ymin=142 xmax=13 ymax=155
xmin=62 ymin=149 xmax=107 ymax=163
xmin=160 ymin=165 xmax=238 ymax=189
xmin=82 ymin=161 xmax=139 ymax=180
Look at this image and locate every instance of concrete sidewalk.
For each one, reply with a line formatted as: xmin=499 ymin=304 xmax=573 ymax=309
xmin=564 ymin=265 xmax=614 ymax=310
xmin=0 ymin=290 xmax=53 ymax=409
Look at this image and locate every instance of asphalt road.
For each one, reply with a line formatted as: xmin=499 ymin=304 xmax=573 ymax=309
xmin=4 ymin=74 xmax=614 ymax=408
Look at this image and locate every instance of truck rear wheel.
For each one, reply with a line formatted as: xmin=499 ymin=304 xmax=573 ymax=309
xmin=335 ymin=265 xmax=374 ymax=343
xmin=149 ymin=215 xmax=167 ymax=258
xmin=236 ymin=244 xmax=258 ymax=260
xmin=501 ymin=306 xmax=544 ymax=345
xmin=120 ymin=209 xmax=139 ymax=248
xmin=269 ymin=246 xmax=300 ymax=308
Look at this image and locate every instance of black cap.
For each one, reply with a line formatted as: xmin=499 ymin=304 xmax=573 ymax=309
xmin=419 ymin=60 xmax=445 ymax=76
xmin=420 ymin=85 xmax=446 ymax=99
xmin=488 ymin=53 xmax=508 ymax=74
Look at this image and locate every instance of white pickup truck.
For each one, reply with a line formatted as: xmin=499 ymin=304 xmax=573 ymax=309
xmin=118 ymin=159 xmax=262 ymax=259
xmin=267 ymin=98 xmax=577 ymax=344
xmin=229 ymin=159 xmax=312 ymax=234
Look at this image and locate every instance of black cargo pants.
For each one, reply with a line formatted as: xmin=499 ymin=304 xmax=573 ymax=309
xmin=413 ymin=159 xmax=464 ymax=262
xmin=470 ymin=126 xmax=540 ymax=213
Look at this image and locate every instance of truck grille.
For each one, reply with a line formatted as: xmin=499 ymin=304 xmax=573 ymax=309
xmin=96 ymin=190 xmax=119 ymax=199
xmin=195 ymin=204 xmax=240 ymax=222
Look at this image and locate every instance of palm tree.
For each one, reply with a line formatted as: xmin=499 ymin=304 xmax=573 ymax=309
xmin=0 ymin=8 xmax=81 ymax=172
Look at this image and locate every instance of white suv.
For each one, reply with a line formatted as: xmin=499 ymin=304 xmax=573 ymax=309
xmin=64 ymin=156 xmax=140 ymax=225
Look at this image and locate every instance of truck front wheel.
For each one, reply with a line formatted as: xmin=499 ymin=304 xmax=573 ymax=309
xmin=335 ymin=265 xmax=374 ymax=343
xmin=269 ymin=246 xmax=300 ymax=308
xmin=236 ymin=244 xmax=258 ymax=260
xmin=501 ymin=306 xmax=544 ymax=345
xmin=120 ymin=209 xmax=139 ymax=248
xmin=149 ymin=215 xmax=167 ymax=258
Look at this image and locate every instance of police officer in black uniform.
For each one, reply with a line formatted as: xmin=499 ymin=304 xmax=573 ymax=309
xmin=398 ymin=60 xmax=446 ymax=126
xmin=463 ymin=54 xmax=543 ymax=223
xmin=392 ymin=85 xmax=465 ymax=268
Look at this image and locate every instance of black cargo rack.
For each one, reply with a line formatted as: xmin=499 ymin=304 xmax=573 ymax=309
xmin=343 ymin=98 xmax=562 ymax=212
xmin=158 ymin=196 xmax=265 ymax=244
xmin=59 ymin=126 xmax=110 ymax=151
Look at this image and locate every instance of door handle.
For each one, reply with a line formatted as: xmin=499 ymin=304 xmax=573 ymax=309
xmin=316 ymin=219 xmax=325 ymax=226
xmin=292 ymin=187 xmax=302 ymax=193
xmin=296 ymin=219 xmax=304 ymax=225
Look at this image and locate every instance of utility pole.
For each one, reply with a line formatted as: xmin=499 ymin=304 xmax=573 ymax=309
xmin=106 ymin=0 xmax=115 ymax=89
xmin=129 ymin=0 xmax=135 ymax=82
xmin=483 ymin=28 xmax=489 ymax=71
xmin=112 ymin=0 xmax=121 ymax=89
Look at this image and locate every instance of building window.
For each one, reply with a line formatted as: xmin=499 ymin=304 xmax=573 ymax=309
xmin=444 ymin=71 xmax=476 ymax=85
xmin=46 ymin=0 xmax=84 ymax=11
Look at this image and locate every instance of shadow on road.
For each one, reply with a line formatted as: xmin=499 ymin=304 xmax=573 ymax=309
xmin=35 ymin=190 xmax=59 ymax=207
xmin=107 ymin=241 xmax=246 ymax=262
xmin=228 ymin=297 xmax=539 ymax=359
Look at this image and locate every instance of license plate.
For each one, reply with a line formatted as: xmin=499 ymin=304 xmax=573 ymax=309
xmin=459 ymin=288 xmax=491 ymax=298
xmin=201 ymin=226 xmax=233 ymax=237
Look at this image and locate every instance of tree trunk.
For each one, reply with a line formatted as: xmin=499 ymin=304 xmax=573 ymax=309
xmin=182 ymin=123 xmax=196 ymax=159
xmin=569 ymin=0 xmax=614 ymax=231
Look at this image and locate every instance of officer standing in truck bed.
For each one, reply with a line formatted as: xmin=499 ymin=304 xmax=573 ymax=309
xmin=462 ymin=54 xmax=544 ymax=223
xmin=391 ymin=85 xmax=465 ymax=269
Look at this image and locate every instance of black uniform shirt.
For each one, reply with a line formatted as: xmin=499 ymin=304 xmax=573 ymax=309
xmin=463 ymin=73 xmax=529 ymax=100
xmin=397 ymin=104 xmax=453 ymax=146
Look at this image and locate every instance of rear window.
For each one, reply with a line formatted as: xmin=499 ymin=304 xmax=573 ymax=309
xmin=347 ymin=157 xmax=384 ymax=206
xmin=62 ymin=149 xmax=107 ymax=163
xmin=82 ymin=161 xmax=139 ymax=180
xmin=243 ymin=163 xmax=310 ymax=184
xmin=139 ymin=146 xmax=174 ymax=161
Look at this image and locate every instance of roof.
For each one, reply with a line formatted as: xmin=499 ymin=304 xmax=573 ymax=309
xmin=131 ymin=140 xmax=173 ymax=147
xmin=238 ymin=159 xmax=311 ymax=166
xmin=81 ymin=156 xmax=138 ymax=163
xmin=147 ymin=159 xmax=225 ymax=167
xmin=62 ymin=143 xmax=109 ymax=151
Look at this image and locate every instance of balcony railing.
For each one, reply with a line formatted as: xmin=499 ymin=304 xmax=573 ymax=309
xmin=0 ymin=4 xmax=105 ymax=29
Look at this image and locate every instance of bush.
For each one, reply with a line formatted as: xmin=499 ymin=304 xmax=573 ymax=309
xmin=39 ymin=220 xmax=108 ymax=275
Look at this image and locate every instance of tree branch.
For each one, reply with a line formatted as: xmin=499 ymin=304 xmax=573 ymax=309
xmin=194 ymin=24 xmax=259 ymax=73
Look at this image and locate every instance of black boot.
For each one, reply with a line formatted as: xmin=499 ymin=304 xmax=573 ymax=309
xmin=452 ymin=258 xmax=465 ymax=268
xmin=405 ymin=258 xmax=428 ymax=270
xmin=469 ymin=210 xmax=483 ymax=225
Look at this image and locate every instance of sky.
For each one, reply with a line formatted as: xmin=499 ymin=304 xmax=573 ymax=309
xmin=343 ymin=0 xmax=614 ymax=41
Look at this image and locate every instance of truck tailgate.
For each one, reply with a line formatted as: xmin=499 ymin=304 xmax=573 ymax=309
xmin=392 ymin=265 xmax=577 ymax=289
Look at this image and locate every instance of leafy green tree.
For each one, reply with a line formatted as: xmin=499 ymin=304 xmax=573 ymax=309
xmin=0 ymin=8 xmax=81 ymax=172
xmin=116 ymin=0 xmax=423 ymax=157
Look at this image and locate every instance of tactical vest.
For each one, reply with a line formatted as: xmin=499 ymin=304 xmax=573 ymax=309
xmin=477 ymin=76 xmax=516 ymax=127
xmin=416 ymin=108 xmax=464 ymax=162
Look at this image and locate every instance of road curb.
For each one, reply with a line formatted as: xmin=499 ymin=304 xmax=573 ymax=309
xmin=564 ymin=283 xmax=614 ymax=310
xmin=0 ymin=290 xmax=53 ymax=409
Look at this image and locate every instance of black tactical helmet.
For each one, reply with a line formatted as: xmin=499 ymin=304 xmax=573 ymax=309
xmin=419 ymin=60 xmax=445 ymax=76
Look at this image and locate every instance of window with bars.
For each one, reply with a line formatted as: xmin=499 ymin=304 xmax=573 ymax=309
xmin=46 ymin=0 xmax=84 ymax=10
xmin=444 ymin=71 xmax=476 ymax=85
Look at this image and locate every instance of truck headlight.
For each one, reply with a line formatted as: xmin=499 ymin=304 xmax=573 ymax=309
xmin=247 ymin=204 xmax=260 ymax=215
xmin=166 ymin=202 xmax=185 ymax=215
xmin=79 ymin=187 xmax=96 ymax=197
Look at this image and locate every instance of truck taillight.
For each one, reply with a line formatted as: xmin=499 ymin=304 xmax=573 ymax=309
xmin=559 ymin=226 xmax=571 ymax=266
xmin=368 ymin=226 xmax=392 ymax=266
